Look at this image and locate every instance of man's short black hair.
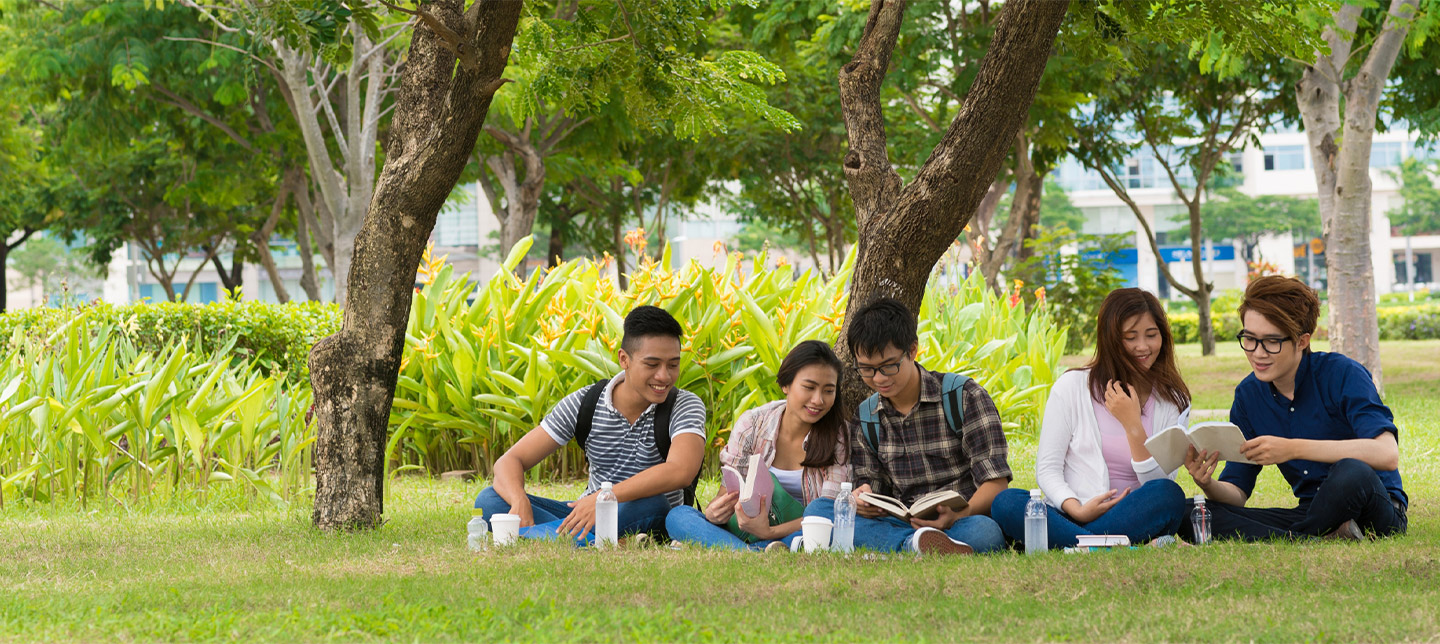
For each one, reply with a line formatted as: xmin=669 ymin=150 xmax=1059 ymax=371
xmin=845 ymin=297 xmax=917 ymax=358
xmin=621 ymin=305 xmax=684 ymax=353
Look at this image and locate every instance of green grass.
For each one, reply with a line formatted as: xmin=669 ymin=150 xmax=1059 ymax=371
xmin=3 ymin=342 xmax=1439 ymax=642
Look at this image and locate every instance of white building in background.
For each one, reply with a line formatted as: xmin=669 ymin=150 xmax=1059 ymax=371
xmin=1056 ymin=127 xmax=1437 ymax=298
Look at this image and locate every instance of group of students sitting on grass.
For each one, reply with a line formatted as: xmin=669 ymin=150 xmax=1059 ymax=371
xmin=473 ymin=275 xmax=1408 ymax=553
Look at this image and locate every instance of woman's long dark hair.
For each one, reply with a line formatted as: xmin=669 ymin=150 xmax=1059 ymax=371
xmin=1085 ymin=288 xmax=1190 ymax=409
xmin=776 ymin=340 xmax=848 ymax=469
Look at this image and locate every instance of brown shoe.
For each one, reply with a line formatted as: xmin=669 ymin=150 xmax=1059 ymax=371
xmin=1324 ymin=519 xmax=1363 ymax=541
xmin=764 ymin=540 xmax=790 ymax=553
xmin=910 ymin=527 xmax=974 ymax=556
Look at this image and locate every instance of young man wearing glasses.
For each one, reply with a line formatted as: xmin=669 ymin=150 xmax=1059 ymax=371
xmin=799 ymin=297 xmax=1010 ymax=554
xmin=1183 ymin=276 xmax=1407 ymax=540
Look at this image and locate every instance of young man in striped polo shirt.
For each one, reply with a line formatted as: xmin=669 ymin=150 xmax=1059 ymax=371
xmin=475 ymin=306 xmax=708 ymax=544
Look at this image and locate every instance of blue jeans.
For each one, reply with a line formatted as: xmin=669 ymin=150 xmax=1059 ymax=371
xmin=473 ymin=486 xmax=671 ymax=546
xmin=1204 ymin=458 xmax=1408 ymax=541
xmin=664 ymin=505 xmax=789 ymax=551
xmin=991 ymin=478 xmax=1187 ymax=549
xmin=801 ymin=497 xmax=1007 ymax=554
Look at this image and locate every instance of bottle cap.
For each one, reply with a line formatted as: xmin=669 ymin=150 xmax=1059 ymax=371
xmin=471 ymin=508 xmax=484 ymax=517
xmin=601 ymin=481 xmax=613 ymax=489
xmin=1194 ymin=494 xmax=1206 ymax=504
xmin=1029 ymin=488 xmax=1042 ymax=499
xmin=840 ymin=482 xmax=852 ymax=492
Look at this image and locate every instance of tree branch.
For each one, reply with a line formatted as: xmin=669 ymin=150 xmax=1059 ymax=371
xmin=149 ymin=82 xmax=258 ymax=153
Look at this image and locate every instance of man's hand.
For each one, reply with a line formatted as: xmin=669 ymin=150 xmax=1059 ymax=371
xmin=558 ymin=494 xmax=598 ymax=540
xmin=853 ymin=483 xmax=884 ymax=518
xmin=734 ymin=496 xmax=772 ymax=539
xmin=703 ymin=490 xmax=740 ymax=525
xmin=1185 ymin=446 xmax=1221 ymax=487
xmin=1068 ymin=489 xmax=1128 ymax=523
xmin=909 ymin=504 xmax=960 ymax=531
xmin=1240 ymin=436 xmax=1297 ymax=466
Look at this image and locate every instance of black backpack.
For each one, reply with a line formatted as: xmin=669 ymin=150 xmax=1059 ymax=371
xmin=573 ymin=380 xmax=700 ymax=507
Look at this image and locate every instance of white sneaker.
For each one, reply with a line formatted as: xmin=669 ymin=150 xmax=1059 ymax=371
xmin=907 ymin=527 xmax=974 ymax=556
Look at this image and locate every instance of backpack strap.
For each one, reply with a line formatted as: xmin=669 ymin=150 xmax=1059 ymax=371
xmin=939 ymin=372 xmax=973 ymax=438
xmin=572 ymin=379 xmax=609 ymax=451
xmin=650 ymin=388 xmax=700 ymax=507
xmin=858 ymin=393 xmax=882 ymax=452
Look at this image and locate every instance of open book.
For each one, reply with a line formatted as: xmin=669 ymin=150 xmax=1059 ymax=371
xmin=1075 ymin=534 xmax=1131 ymax=548
xmin=1144 ymin=421 xmax=1256 ymax=473
xmin=721 ymin=453 xmax=773 ymax=519
xmin=858 ymin=489 xmax=967 ymax=521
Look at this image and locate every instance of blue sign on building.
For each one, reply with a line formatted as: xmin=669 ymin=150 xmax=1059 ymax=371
xmin=1157 ymin=244 xmax=1235 ymax=263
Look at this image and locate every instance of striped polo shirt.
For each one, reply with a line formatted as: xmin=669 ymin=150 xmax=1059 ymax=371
xmin=541 ymin=373 xmax=707 ymax=508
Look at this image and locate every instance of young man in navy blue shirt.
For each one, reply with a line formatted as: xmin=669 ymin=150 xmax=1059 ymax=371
xmin=1184 ymin=276 xmax=1407 ymax=540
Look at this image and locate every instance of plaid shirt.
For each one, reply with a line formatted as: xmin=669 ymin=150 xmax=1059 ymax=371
xmin=851 ymin=365 xmax=1012 ymax=504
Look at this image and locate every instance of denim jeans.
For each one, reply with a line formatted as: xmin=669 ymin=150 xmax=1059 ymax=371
xmin=473 ymin=486 xmax=671 ymax=546
xmin=1202 ymin=458 xmax=1408 ymax=541
xmin=991 ymin=478 xmax=1187 ymax=549
xmin=664 ymin=505 xmax=786 ymax=551
xmin=800 ymin=497 xmax=1007 ymax=553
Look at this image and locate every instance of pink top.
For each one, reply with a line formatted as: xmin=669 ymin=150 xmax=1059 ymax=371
xmin=1091 ymin=395 xmax=1156 ymax=493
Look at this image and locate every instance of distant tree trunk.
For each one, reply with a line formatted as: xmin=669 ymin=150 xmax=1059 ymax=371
xmin=968 ymin=174 xmax=1010 ymax=269
xmin=308 ymin=0 xmax=522 ymax=531
xmin=1296 ymin=0 xmax=1416 ymax=388
xmin=253 ymin=171 xmax=297 ymax=303
xmin=980 ymin=133 xmax=1036 ymax=292
xmin=833 ymin=0 xmax=1068 ymax=403
xmin=1015 ymin=171 xmax=1044 ymax=262
xmin=0 ymin=228 xmax=37 ymax=312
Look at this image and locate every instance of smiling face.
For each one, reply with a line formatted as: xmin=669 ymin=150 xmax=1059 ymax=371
xmin=1121 ymin=312 xmax=1163 ymax=372
xmin=853 ymin=342 xmax=916 ymax=399
xmin=781 ymin=363 xmax=839 ymax=425
xmin=1240 ymin=310 xmax=1309 ymax=387
xmin=617 ymin=335 xmax=683 ymax=405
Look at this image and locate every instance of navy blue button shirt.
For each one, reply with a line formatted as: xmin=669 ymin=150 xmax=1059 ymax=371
xmin=1221 ymin=351 xmax=1406 ymax=507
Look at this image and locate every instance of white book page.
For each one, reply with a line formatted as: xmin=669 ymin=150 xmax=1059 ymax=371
xmin=1143 ymin=425 xmax=1192 ymax=473
xmin=1188 ymin=422 xmax=1256 ymax=465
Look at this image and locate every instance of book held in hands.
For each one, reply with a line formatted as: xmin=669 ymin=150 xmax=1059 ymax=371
xmin=1144 ymin=421 xmax=1256 ymax=473
xmin=721 ymin=453 xmax=772 ymax=518
xmin=857 ymin=489 xmax=967 ymax=521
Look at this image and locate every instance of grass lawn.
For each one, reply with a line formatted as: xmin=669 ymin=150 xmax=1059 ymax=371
xmin=3 ymin=342 xmax=1438 ymax=642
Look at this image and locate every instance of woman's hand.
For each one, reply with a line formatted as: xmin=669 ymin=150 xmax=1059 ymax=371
xmin=1104 ymin=380 xmax=1143 ymax=433
xmin=1066 ymin=488 xmax=1129 ymax=523
xmin=734 ymin=496 xmax=773 ymax=539
xmin=703 ymin=490 xmax=740 ymax=525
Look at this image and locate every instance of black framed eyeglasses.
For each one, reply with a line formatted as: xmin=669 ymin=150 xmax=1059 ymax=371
xmin=1236 ymin=332 xmax=1291 ymax=355
xmin=856 ymin=363 xmax=903 ymax=378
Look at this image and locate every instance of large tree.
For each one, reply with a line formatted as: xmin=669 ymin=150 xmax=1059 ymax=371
xmin=1294 ymin=0 xmax=1429 ymax=387
xmin=829 ymin=0 xmax=1069 ymax=397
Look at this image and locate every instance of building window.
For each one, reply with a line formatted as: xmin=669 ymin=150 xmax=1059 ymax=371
xmin=1395 ymin=252 xmax=1434 ymax=285
xmin=1264 ymin=146 xmax=1305 ymax=171
xmin=1371 ymin=141 xmax=1404 ymax=168
xmin=434 ymin=199 xmax=479 ymax=246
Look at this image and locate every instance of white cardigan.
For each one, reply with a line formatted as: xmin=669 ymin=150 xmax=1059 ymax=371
xmin=1035 ymin=369 xmax=1190 ymax=510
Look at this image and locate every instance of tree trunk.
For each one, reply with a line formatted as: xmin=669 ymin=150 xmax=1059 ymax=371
xmin=0 ymin=243 xmax=8 ymax=312
xmin=546 ymin=204 xmax=569 ymax=268
xmin=968 ymin=174 xmax=1010 ymax=269
xmin=981 ymin=134 xmax=1035 ymax=292
xmin=833 ymin=0 xmax=1068 ymax=403
xmin=1015 ymin=171 xmax=1044 ymax=262
xmin=1296 ymin=0 xmax=1415 ymax=388
xmin=485 ymin=124 xmax=546 ymax=257
xmin=308 ymin=0 xmax=522 ymax=531
xmin=292 ymin=176 xmax=326 ymax=301
xmin=253 ymin=174 xmax=295 ymax=303
xmin=1186 ymin=202 xmax=1217 ymax=355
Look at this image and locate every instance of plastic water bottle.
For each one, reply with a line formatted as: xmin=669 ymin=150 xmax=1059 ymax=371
xmin=832 ymin=482 xmax=856 ymax=553
xmin=466 ymin=508 xmax=488 ymax=551
xmin=1024 ymin=489 xmax=1048 ymax=554
xmin=1191 ymin=495 xmax=1211 ymax=545
xmin=595 ymin=482 xmax=618 ymax=548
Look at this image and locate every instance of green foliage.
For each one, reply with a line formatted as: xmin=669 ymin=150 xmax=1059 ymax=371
xmin=1168 ymin=311 xmax=1244 ymax=345
xmin=0 ymin=299 xmax=340 ymax=383
xmin=1198 ymin=189 xmax=1321 ymax=260
xmin=1004 ymin=227 xmax=1129 ymax=354
xmin=0 ymin=312 xmax=314 ymax=509
xmin=1378 ymin=304 xmax=1440 ymax=340
xmin=389 ymin=240 xmax=1066 ymax=477
xmin=1388 ymin=158 xmax=1440 ymax=236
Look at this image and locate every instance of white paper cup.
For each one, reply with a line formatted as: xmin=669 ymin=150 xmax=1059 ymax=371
xmin=492 ymin=514 xmax=520 ymax=546
xmin=801 ymin=516 xmax=833 ymax=552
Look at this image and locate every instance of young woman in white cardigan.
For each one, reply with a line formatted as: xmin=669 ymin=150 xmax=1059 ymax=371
xmin=993 ymin=288 xmax=1191 ymax=548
